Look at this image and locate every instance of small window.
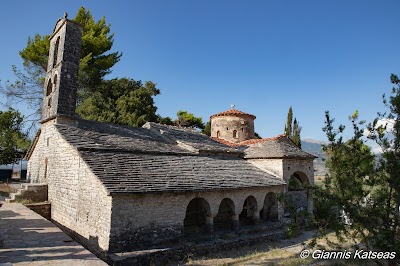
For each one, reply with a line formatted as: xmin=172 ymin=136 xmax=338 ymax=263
xmin=217 ymin=131 xmax=220 ymax=138
xmin=46 ymin=79 xmax=52 ymax=96
xmin=53 ymin=36 xmax=60 ymax=68
xmin=53 ymin=74 xmax=58 ymax=91
xmin=233 ymin=130 xmax=237 ymax=138
xmin=47 ymin=97 xmax=52 ymax=107
xmin=44 ymin=158 xmax=48 ymax=179
xmin=226 ymin=127 xmax=229 ymax=130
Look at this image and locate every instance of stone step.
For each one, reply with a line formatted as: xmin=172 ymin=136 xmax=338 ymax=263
xmin=6 ymin=183 xmax=48 ymax=203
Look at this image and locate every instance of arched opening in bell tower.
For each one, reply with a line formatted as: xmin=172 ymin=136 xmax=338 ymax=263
xmin=53 ymin=36 xmax=60 ymax=68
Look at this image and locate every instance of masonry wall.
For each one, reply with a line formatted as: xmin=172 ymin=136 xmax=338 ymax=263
xmin=211 ymin=116 xmax=255 ymax=143
xmin=109 ymin=185 xmax=284 ymax=252
xmin=247 ymin=158 xmax=314 ymax=213
xmin=247 ymin=159 xmax=284 ymax=178
xmin=283 ymin=159 xmax=314 ymax=213
xmin=27 ymin=120 xmax=112 ymax=252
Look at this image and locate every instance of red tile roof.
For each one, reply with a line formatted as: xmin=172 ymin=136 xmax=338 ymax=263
xmin=211 ymin=134 xmax=287 ymax=147
xmin=210 ymin=109 xmax=256 ymax=120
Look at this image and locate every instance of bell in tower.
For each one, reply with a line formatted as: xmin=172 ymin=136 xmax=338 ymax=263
xmin=41 ymin=13 xmax=82 ymax=123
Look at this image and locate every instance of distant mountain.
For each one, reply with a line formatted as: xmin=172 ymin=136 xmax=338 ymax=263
xmin=301 ymin=139 xmax=327 ymax=177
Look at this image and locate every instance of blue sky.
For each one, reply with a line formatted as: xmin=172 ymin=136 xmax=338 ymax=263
xmin=1 ymin=0 xmax=399 ymax=141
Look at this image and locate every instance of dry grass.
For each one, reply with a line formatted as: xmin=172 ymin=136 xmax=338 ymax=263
xmin=184 ymin=231 xmax=380 ymax=266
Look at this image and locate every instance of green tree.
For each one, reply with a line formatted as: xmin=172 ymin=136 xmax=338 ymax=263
xmin=284 ymin=106 xmax=301 ymax=147
xmin=1 ymin=7 xmax=121 ymax=124
xmin=202 ymin=121 xmax=211 ymax=136
xmin=76 ymin=78 xmax=160 ymax=127
xmin=314 ymin=74 xmax=400 ymax=265
xmin=254 ymin=132 xmax=262 ymax=139
xmin=157 ymin=116 xmax=174 ymax=126
xmin=292 ymin=118 xmax=301 ymax=148
xmin=0 ymin=108 xmax=31 ymax=165
xmin=284 ymin=106 xmax=293 ymax=137
xmin=175 ymin=110 xmax=204 ymax=129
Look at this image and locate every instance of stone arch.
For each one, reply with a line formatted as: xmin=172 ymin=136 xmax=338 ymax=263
xmin=288 ymin=171 xmax=309 ymax=191
xmin=53 ymin=36 xmax=60 ymax=68
xmin=260 ymin=192 xmax=278 ymax=221
xmin=184 ymin=198 xmax=211 ymax=234
xmin=53 ymin=74 xmax=58 ymax=90
xmin=287 ymin=171 xmax=310 ymax=213
xmin=239 ymin=196 xmax=257 ymax=226
xmin=214 ymin=198 xmax=235 ymax=230
xmin=46 ymin=79 xmax=52 ymax=96
xmin=217 ymin=131 xmax=220 ymax=138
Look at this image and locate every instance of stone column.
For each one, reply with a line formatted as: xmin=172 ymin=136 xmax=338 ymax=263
xmin=253 ymin=210 xmax=260 ymax=224
xmin=205 ymin=215 xmax=214 ymax=233
xmin=232 ymin=214 xmax=240 ymax=230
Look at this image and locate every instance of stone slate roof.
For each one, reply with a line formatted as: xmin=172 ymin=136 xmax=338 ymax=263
xmin=144 ymin=122 xmax=241 ymax=155
xmin=55 ymin=119 xmax=189 ymax=155
xmin=80 ymin=151 xmax=285 ymax=194
xmin=210 ymin=109 xmax=256 ymax=120
xmin=212 ymin=135 xmax=315 ymax=159
xmin=52 ymin=119 xmax=285 ymax=194
xmin=241 ymin=136 xmax=316 ymax=159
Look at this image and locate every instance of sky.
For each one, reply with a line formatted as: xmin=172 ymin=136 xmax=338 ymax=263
xmin=1 ymin=0 xmax=399 ymax=142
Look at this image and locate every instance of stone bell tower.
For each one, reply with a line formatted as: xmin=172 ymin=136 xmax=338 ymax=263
xmin=41 ymin=13 xmax=82 ymax=123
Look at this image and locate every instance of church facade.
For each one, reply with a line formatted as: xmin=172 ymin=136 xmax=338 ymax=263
xmin=25 ymin=16 xmax=315 ymax=254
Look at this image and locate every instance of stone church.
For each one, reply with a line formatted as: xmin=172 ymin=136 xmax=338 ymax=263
xmin=25 ymin=15 xmax=315 ymax=254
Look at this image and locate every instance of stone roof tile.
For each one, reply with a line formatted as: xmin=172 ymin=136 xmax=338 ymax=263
xmin=54 ymin=118 xmax=285 ymax=193
xmin=212 ymin=135 xmax=316 ymax=159
xmin=80 ymin=151 xmax=285 ymax=194
xmin=144 ymin=122 xmax=242 ymax=155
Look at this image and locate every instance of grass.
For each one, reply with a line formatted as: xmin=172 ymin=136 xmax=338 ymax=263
xmin=184 ymin=230 xmax=382 ymax=266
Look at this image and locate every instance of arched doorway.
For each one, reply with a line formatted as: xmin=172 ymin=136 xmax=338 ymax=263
xmin=260 ymin=192 xmax=278 ymax=221
xmin=239 ymin=196 xmax=257 ymax=225
xmin=184 ymin=198 xmax=211 ymax=234
xmin=214 ymin=198 xmax=235 ymax=230
xmin=288 ymin=172 xmax=307 ymax=191
xmin=287 ymin=171 xmax=309 ymax=212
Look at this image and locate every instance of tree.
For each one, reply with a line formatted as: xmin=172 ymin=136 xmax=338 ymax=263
xmin=254 ymin=132 xmax=262 ymax=139
xmin=76 ymin=78 xmax=160 ymax=127
xmin=1 ymin=7 xmax=121 ymax=127
xmin=175 ymin=110 xmax=204 ymax=129
xmin=292 ymin=118 xmax=302 ymax=148
xmin=202 ymin=121 xmax=211 ymax=136
xmin=0 ymin=108 xmax=31 ymax=165
xmin=284 ymin=106 xmax=293 ymax=136
xmin=313 ymin=74 xmax=400 ymax=265
xmin=283 ymin=106 xmax=302 ymax=147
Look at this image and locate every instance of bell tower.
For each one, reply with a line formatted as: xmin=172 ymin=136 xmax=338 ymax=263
xmin=41 ymin=13 xmax=82 ymax=123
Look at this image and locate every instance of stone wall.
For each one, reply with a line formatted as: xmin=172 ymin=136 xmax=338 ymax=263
xmin=247 ymin=158 xmax=314 ymax=213
xmin=287 ymin=191 xmax=308 ymax=210
xmin=247 ymin=158 xmax=284 ymax=178
xmin=27 ymin=121 xmax=112 ymax=252
xmin=281 ymin=159 xmax=314 ymax=186
xmin=109 ymin=186 xmax=284 ymax=252
xmin=211 ymin=116 xmax=255 ymax=143
xmin=25 ymin=202 xmax=51 ymax=220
